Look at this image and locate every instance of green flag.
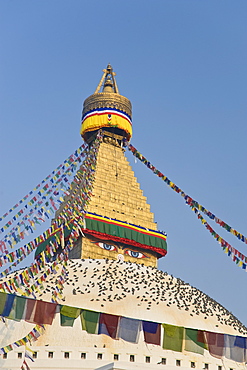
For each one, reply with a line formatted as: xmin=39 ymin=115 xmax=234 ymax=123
xmin=162 ymin=324 xmax=184 ymax=352
xmin=60 ymin=314 xmax=75 ymax=327
xmin=60 ymin=305 xmax=81 ymax=318
xmin=60 ymin=305 xmax=81 ymax=327
xmin=184 ymin=328 xmax=207 ymax=355
xmin=80 ymin=310 xmax=99 ymax=334
xmin=8 ymin=296 xmax=26 ymax=321
xmin=0 ymin=292 xmax=7 ymax=315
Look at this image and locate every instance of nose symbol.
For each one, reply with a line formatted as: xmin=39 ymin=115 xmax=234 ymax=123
xmin=117 ymin=254 xmax=124 ymax=261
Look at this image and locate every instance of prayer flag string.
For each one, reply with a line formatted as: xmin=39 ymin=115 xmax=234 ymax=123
xmin=0 ymin=146 xmax=88 ymax=249
xmin=0 ymin=145 xmax=86 ymax=223
xmin=128 ymin=144 xmax=247 ymax=270
xmin=0 ymin=134 xmax=100 ymax=275
xmin=189 ymin=206 xmax=247 ymax=270
xmin=0 ymin=134 xmax=101 ymax=290
xmin=0 ymin=291 xmax=247 ymax=363
xmin=0 ymin=324 xmax=45 ymax=356
xmin=128 ymin=144 xmax=247 ymax=246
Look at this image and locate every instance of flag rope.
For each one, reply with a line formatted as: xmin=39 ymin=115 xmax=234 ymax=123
xmin=128 ymin=144 xmax=247 ymax=270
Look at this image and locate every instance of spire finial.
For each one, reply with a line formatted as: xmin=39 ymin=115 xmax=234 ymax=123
xmin=81 ymin=65 xmax=132 ymax=143
xmin=94 ymin=64 xmax=119 ymax=94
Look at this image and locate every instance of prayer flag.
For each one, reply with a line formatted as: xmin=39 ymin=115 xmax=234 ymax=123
xmin=2 ymin=294 xmax=15 ymax=317
xmin=185 ymin=328 xmax=206 ymax=355
xmin=25 ymin=350 xmax=34 ymax=362
xmin=60 ymin=305 xmax=81 ymax=327
xmin=235 ymin=336 xmax=247 ymax=349
xmin=205 ymin=331 xmax=224 ymax=359
xmin=60 ymin=305 xmax=81 ymax=318
xmin=80 ymin=310 xmax=100 ymax=334
xmin=224 ymin=334 xmax=247 ymax=363
xmin=34 ymin=300 xmax=57 ymax=325
xmin=197 ymin=330 xmax=208 ymax=348
xmin=22 ymin=360 xmax=30 ymax=370
xmin=0 ymin=292 xmax=7 ymax=314
xmin=163 ymin=323 xmax=184 ymax=352
xmin=24 ymin=299 xmax=37 ymax=322
xmin=4 ymin=344 xmax=13 ymax=353
xmin=142 ymin=321 xmax=161 ymax=345
xmin=98 ymin=313 xmax=120 ymax=339
xmin=117 ymin=317 xmax=141 ymax=343
xmin=8 ymin=296 xmax=26 ymax=321
xmin=60 ymin=314 xmax=75 ymax=327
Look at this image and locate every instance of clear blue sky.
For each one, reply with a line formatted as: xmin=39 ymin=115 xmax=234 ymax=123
xmin=1 ymin=1 xmax=247 ymax=325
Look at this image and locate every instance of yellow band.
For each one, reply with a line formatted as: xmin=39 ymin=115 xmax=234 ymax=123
xmin=81 ymin=112 xmax=132 ymax=139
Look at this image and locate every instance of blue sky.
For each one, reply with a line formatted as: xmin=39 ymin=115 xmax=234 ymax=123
xmin=1 ymin=1 xmax=247 ymax=325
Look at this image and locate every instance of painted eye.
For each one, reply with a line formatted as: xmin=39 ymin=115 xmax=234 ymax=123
xmin=97 ymin=242 xmax=117 ymax=252
xmin=124 ymin=250 xmax=147 ymax=259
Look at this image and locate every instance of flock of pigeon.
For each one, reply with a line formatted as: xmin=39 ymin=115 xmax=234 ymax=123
xmin=24 ymin=258 xmax=247 ymax=336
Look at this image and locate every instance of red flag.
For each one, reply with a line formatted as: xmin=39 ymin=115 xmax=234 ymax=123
xmin=205 ymin=331 xmax=224 ymax=358
xmin=24 ymin=299 xmax=37 ymax=322
xmin=34 ymin=300 xmax=57 ymax=325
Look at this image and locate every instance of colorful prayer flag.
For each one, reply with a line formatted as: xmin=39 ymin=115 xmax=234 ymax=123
xmin=162 ymin=323 xmax=184 ymax=352
xmin=60 ymin=314 xmax=75 ymax=326
xmin=117 ymin=317 xmax=141 ymax=343
xmin=184 ymin=328 xmax=206 ymax=355
xmin=142 ymin=321 xmax=161 ymax=345
xmin=205 ymin=331 xmax=224 ymax=359
xmin=34 ymin=300 xmax=57 ymax=325
xmin=80 ymin=310 xmax=99 ymax=334
xmin=224 ymin=334 xmax=247 ymax=363
xmin=98 ymin=313 xmax=120 ymax=339
xmin=60 ymin=305 xmax=81 ymax=318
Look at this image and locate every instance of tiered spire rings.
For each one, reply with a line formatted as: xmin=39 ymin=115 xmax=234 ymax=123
xmin=80 ymin=64 xmax=132 ymax=143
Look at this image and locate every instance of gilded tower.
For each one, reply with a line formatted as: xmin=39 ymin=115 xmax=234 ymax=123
xmin=59 ymin=64 xmax=167 ymax=267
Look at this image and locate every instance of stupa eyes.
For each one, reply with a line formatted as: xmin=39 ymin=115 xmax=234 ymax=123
xmin=94 ymin=241 xmax=148 ymax=259
xmin=97 ymin=242 xmax=117 ymax=252
xmin=124 ymin=250 xmax=147 ymax=259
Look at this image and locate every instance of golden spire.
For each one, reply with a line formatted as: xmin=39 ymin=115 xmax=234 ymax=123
xmin=80 ymin=64 xmax=132 ymax=143
xmin=94 ymin=64 xmax=119 ymax=94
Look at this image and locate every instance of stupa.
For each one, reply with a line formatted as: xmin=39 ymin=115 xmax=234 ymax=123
xmin=0 ymin=65 xmax=246 ymax=370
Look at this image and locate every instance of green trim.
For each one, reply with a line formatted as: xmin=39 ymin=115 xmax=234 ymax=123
xmin=85 ymin=218 xmax=167 ymax=252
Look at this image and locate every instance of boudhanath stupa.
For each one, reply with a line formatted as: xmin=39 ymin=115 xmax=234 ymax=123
xmin=0 ymin=65 xmax=247 ymax=370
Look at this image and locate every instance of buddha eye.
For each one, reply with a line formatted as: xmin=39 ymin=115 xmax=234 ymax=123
xmin=97 ymin=242 xmax=118 ymax=252
xmin=124 ymin=249 xmax=147 ymax=259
